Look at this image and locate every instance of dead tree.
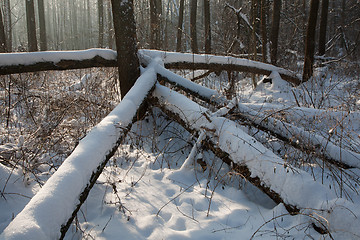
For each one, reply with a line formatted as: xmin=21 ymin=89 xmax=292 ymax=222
xmin=111 ymin=0 xmax=140 ymax=99
xmin=303 ymin=0 xmax=319 ymax=82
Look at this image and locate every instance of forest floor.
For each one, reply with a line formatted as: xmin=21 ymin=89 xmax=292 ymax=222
xmin=1 ymin=59 xmax=360 ymax=239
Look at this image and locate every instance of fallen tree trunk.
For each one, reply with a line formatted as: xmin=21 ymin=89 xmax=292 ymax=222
xmin=151 ymin=83 xmax=360 ymax=236
xmin=0 ymin=49 xmax=117 ymax=75
xmin=0 ymin=65 xmax=157 ymax=240
xmin=156 ymin=68 xmax=359 ymax=170
xmin=140 ymin=49 xmax=301 ymax=85
xmin=0 ymin=49 xmax=300 ymax=87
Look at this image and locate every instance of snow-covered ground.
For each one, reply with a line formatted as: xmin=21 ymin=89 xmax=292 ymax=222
xmin=1 ymin=52 xmax=360 ymax=239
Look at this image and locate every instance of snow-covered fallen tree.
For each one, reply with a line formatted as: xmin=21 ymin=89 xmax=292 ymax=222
xmin=154 ymin=64 xmax=359 ymax=170
xmin=0 ymin=49 xmax=117 ymax=75
xmin=140 ymin=49 xmax=301 ymax=85
xmin=0 ymin=49 xmax=300 ymax=86
xmin=151 ymin=83 xmax=360 ymax=236
xmin=0 ymin=63 xmax=158 ymax=240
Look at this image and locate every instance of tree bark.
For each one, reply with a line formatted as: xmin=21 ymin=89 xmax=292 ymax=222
xmin=270 ymin=0 xmax=281 ymax=65
xmin=38 ymin=0 xmax=47 ymax=51
xmin=176 ymin=0 xmax=185 ymax=52
xmin=302 ymin=0 xmax=319 ymax=82
xmin=111 ymin=0 xmax=140 ymax=99
xmin=204 ymin=0 xmax=211 ymax=54
xmin=3 ymin=0 xmax=11 ymax=51
xmin=107 ymin=0 xmax=114 ymax=49
xmin=0 ymin=7 xmax=6 ymax=52
xmin=150 ymin=0 xmax=162 ymax=49
xmin=260 ymin=0 xmax=268 ymax=62
xmin=190 ymin=0 xmax=198 ymax=53
xmin=26 ymin=0 xmax=38 ymax=52
xmin=98 ymin=0 xmax=104 ymax=48
xmin=318 ymin=0 xmax=328 ymax=56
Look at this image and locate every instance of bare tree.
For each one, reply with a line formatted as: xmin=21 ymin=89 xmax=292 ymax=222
xmin=3 ymin=0 xmax=11 ymax=51
xmin=204 ymin=0 xmax=211 ymax=53
xmin=98 ymin=0 xmax=104 ymax=47
xmin=176 ymin=0 xmax=185 ymax=52
xmin=190 ymin=0 xmax=198 ymax=53
xmin=111 ymin=0 xmax=140 ymax=98
xmin=303 ymin=0 xmax=319 ymax=82
xmin=38 ymin=0 xmax=47 ymax=51
xmin=270 ymin=0 xmax=281 ymax=65
xmin=260 ymin=0 xmax=268 ymax=62
xmin=0 ymin=7 xmax=6 ymax=52
xmin=318 ymin=0 xmax=329 ymax=56
xmin=107 ymin=0 xmax=114 ymax=49
xmin=150 ymin=0 xmax=162 ymax=49
xmin=26 ymin=0 xmax=38 ymax=52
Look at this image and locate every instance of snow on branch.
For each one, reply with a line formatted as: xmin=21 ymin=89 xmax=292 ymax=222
xmin=0 ymin=49 xmax=300 ymax=87
xmin=140 ymin=49 xmax=301 ymax=85
xmin=236 ymin=102 xmax=360 ymax=169
xmin=151 ymin=84 xmax=360 ymax=236
xmin=155 ymin=63 xmax=227 ymax=106
xmin=0 ymin=63 xmax=158 ymax=240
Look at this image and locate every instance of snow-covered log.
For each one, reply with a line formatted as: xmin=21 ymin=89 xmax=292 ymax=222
xmin=0 ymin=49 xmax=117 ymax=75
xmin=140 ymin=49 xmax=301 ymax=85
xmin=156 ymin=69 xmax=359 ymax=169
xmin=0 ymin=49 xmax=300 ymax=87
xmin=154 ymin=64 xmax=227 ymax=106
xmin=236 ymin=103 xmax=360 ymax=169
xmin=0 ymin=64 xmax=158 ymax=240
xmin=151 ymin=84 xmax=360 ymax=236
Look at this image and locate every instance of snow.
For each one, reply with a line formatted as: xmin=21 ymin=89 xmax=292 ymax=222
xmin=153 ymin=83 xmax=360 ymax=238
xmin=0 ymin=62 xmax=157 ymax=240
xmin=1 ymin=50 xmax=360 ymax=239
xmin=139 ymin=49 xmax=299 ymax=81
xmin=0 ymin=48 xmax=116 ymax=66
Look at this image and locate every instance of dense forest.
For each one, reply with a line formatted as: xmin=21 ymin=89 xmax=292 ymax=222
xmin=0 ymin=1 xmax=360 ymax=239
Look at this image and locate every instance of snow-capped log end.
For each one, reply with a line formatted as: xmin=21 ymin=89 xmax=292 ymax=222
xmin=0 ymin=64 xmax=157 ymax=240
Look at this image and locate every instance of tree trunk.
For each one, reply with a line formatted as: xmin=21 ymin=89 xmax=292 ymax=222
xmin=0 ymin=7 xmax=6 ymax=52
xmin=107 ymin=0 xmax=114 ymax=49
xmin=26 ymin=0 xmax=38 ymax=52
xmin=260 ymin=0 xmax=268 ymax=62
xmin=318 ymin=0 xmax=328 ymax=56
xmin=204 ymin=0 xmax=211 ymax=54
xmin=3 ymin=0 xmax=11 ymax=51
xmin=190 ymin=0 xmax=198 ymax=53
xmin=98 ymin=0 xmax=104 ymax=48
xmin=270 ymin=0 xmax=281 ymax=65
xmin=176 ymin=0 xmax=185 ymax=52
xmin=111 ymin=0 xmax=140 ymax=99
xmin=38 ymin=0 xmax=47 ymax=51
xmin=302 ymin=0 xmax=319 ymax=82
xmin=150 ymin=0 xmax=162 ymax=49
